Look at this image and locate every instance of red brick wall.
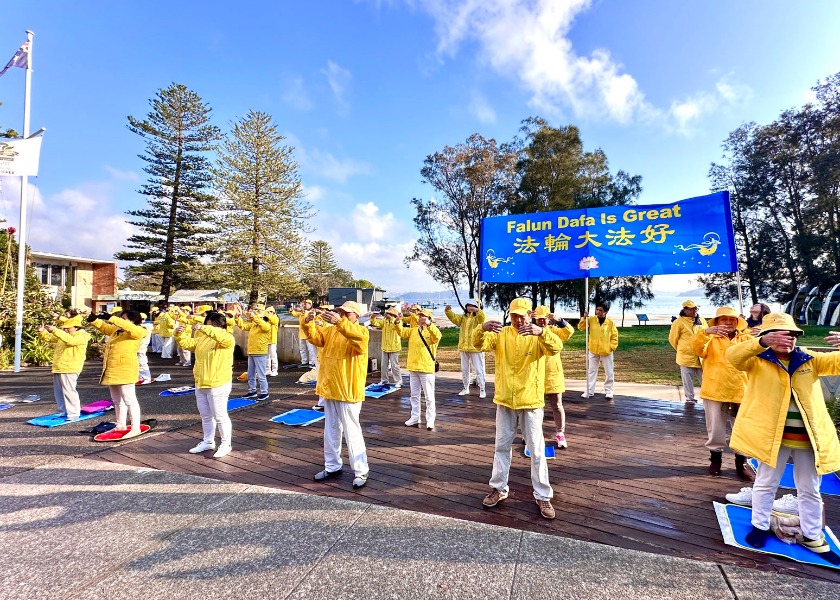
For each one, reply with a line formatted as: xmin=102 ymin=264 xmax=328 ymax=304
xmin=92 ymin=263 xmax=117 ymax=295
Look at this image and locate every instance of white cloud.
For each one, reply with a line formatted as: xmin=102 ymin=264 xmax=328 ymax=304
xmin=282 ymin=76 xmax=314 ymax=110
xmin=0 ymin=177 xmax=134 ymax=262
xmin=321 ymin=60 xmax=352 ymax=110
xmin=104 ymin=165 xmax=140 ymax=181
xmin=668 ymin=76 xmax=753 ymax=136
xmin=469 ymin=90 xmax=497 ymax=123
xmin=302 ymin=184 xmax=325 ymax=202
xmin=350 ymin=202 xmax=396 ymax=241
xmin=305 ymin=148 xmax=371 ymax=183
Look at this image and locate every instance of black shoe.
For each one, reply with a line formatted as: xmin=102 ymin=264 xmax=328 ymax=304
xmin=314 ymin=468 xmax=342 ymax=482
xmin=745 ymin=526 xmax=769 ymax=548
xmin=709 ymin=451 xmax=723 ymax=476
xmin=243 ymin=391 xmax=258 ymax=399
xmin=257 ymin=393 xmax=269 ymax=400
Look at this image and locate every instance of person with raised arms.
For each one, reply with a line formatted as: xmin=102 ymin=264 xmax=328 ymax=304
xmin=445 ymin=298 xmax=487 ymax=398
xmin=396 ymin=308 xmax=441 ymax=430
xmin=38 ymin=314 xmax=90 ymax=422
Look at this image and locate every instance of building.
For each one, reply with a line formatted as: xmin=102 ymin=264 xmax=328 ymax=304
xmin=30 ymin=251 xmax=118 ymax=311
xmin=327 ymin=287 xmax=385 ymax=314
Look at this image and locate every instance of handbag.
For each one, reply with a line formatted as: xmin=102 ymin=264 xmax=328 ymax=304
xmin=417 ymin=327 xmax=440 ymax=372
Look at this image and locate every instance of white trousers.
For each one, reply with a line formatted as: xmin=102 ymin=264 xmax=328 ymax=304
xmin=150 ymin=333 xmax=162 ymax=353
xmin=109 ymin=383 xmax=141 ymax=431
xmin=408 ymin=371 xmax=436 ymax=427
xmin=267 ymin=343 xmax=278 ymax=375
xmin=322 ymin=398 xmax=369 ymax=477
xmin=380 ymin=351 xmax=401 ymax=385
xmin=460 ymin=351 xmax=486 ymax=391
xmin=138 ymin=351 xmax=151 ymax=381
xmin=195 ymin=383 xmax=232 ymax=445
xmin=680 ymin=366 xmax=703 ymax=402
xmin=177 ymin=345 xmax=192 ymax=365
xmin=160 ymin=336 xmax=174 ymax=359
xmin=53 ymin=373 xmax=81 ymax=420
xmin=752 ymin=446 xmax=823 ymax=539
xmin=489 ymin=405 xmax=553 ymax=501
xmin=586 ymin=351 xmax=614 ymax=396
xmin=299 ymin=339 xmax=318 ymax=365
xmin=247 ymin=354 xmax=268 ymax=393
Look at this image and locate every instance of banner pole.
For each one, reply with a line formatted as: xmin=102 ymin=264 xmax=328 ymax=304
xmin=584 ymin=276 xmax=589 ymax=395
xmin=13 ymin=30 xmax=34 ymax=373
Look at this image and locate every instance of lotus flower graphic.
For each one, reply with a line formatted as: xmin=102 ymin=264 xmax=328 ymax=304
xmin=579 ymin=256 xmax=599 ymax=270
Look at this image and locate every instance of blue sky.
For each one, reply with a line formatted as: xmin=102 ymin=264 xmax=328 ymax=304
xmin=1 ymin=1 xmax=839 ymax=295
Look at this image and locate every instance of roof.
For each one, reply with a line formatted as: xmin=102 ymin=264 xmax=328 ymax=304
xmin=30 ymin=250 xmax=117 ymax=265
xmin=167 ymin=290 xmax=242 ymax=303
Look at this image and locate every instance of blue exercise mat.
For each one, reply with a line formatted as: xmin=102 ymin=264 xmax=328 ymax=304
xmin=294 ymin=380 xmax=317 ymax=386
xmin=283 ymin=363 xmax=312 ymax=370
xmin=523 ymin=445 xmax=556 ymax=459
xmin=227 ymin=397 xmax=258 ymax=410
xmin=27 ymin=411 xmax=108 ymax=428
xmin=270 ymin=409 xmax=325 ymax=426
xmin=749 ymin=458 xmax=840 ymax=496
xmin=364 ymin=383 xmax=400 ymax=398
xmin=159 ymin=386 xmax=196 ymax=397
xmin=0 ymin=403 xmax=13 ymax=411
xmin=714 ymin=502 xmax=840 ymax=570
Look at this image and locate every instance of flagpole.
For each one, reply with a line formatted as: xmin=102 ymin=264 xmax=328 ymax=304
xmin=584 ymin=276 xmax=589 ymax=394
xmin=13 ymin=30 xmax=33 ymax=373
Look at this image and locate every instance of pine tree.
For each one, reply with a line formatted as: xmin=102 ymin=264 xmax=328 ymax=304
xmin=116 ymin=83 xmax=221 ymax=298
xmin=304 ymin=240 xmax=352 ymax=302
xmin=213 ymin=110 xmax=312 ymax=304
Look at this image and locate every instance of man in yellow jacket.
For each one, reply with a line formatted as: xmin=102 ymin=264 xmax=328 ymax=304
xmin=533 ymin=306 xmax=574 ymax=448
xmin=236 ymin=308 xmax=272 ymax=400
xmin=396 ymin=308 xmax=441 ymax=430
xmin=265 ymin=306 xmax=280 ymax=377
xmin=472 ymin=297 xmax=562 ymax=520
xmin=668 ymin=300 xmax=707 ymax=403
xmin=290 ymin=299 xmax=316 ymax=366
xmin=303 ymin=300 xmax=370 ymax=489
xmin=175 ymin=311 xmax=236 ymax=458
xmin=38 ymin=314 xmax=90 ymax=421
xmin=727 ymin=313 xmax=840 ymax=563
xmin=577 ymin=303 xmax=619 ymax=399
xmin=369 ymin=306 xmax=403 ymax=387
xmin=158 ymin=304 xmax=177 ymax=360
xmin=445 ymin=299 xmax=487 ymax=398
xmin=691 ymin=307 xmax=752 ymax=478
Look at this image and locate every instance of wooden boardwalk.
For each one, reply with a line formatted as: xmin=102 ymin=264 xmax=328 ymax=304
xmin=91 ymin=375 xmax=840 ymax=584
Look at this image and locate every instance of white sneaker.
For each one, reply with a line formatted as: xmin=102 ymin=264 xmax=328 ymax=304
xmin=189 ymin=440 xmax=215 ymax=454
xmin=213 ymin=444 xmax=231 ymax=458
xmin=725 ymin=487 xmax=753 ymax=506
xmin=773 ymin=494 xmax=799 ymax=515
xmin=405 ymin=418 xmax=420 ymax=427
xmin=479 ymin=390 xmax=487 ymax=399
xmin=581 ymin=392 xmax=591 ymax=398
xmin=458 ymin=389 xmax=469 ymax=396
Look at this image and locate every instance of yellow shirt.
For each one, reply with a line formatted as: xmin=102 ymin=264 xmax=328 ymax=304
xmin=398 ymin=324 xmax=441 ymax=373
xmin=370 ymin=316 xmax=403 ymax=353
xmin=40 ymin=328 xmax=90 ymax=374
xmin=175 ymin=325 xmax=235 ymax=388
xmin=303 ymin=318 xmax=369 ymax=403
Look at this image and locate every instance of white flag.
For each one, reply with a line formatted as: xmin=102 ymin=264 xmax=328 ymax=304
xmin=0 ymin=137 xmax=43 ymax=176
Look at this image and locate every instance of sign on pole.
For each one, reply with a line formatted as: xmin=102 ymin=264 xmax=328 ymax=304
xmin=479 ymin=191 xmax=737 ymax=283
xmin=0 ymin=137 xmax=42 ymax=176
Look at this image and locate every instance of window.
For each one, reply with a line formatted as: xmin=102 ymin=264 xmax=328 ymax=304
xmin=50 ymin=265 xmax=63 ymax=287
xmin=34 ymin=263 xmax=49 ymax=285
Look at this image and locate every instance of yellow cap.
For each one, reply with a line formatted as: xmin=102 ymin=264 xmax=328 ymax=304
xmin=509 ymin=297 xmax=532 ymax=316
xmin=682 ymin=300 xmax=698 ymax=309
xmin=338 ymin=301 xmax=361 ymax=315
xmin=533 ymin=305 xmax=551 ymax=319
xmin=708 ymin=307 xmax=746 ymax=330
xmin=196 ymin=305 xmax=213 ymax=314
xmin=62 ymin=315 xmax=84 ymax=328
xmin=758 ymin=313 xmax=803 ymax=335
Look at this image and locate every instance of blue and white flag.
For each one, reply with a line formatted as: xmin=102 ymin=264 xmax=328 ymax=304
xmin=0 ymin=41 xmax=29 ymax=78
xmin=479 ymin=191 xmax=738 ymax=283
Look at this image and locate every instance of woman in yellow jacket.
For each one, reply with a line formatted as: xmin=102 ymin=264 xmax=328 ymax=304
xmin=727 ymin=313 xmax=840 ymax=563
xmin=88 ymin=310 xmax=148 ymax=438
xmin=265 ymin=306 xmax=280 ymax=377
xmin=396 ymin=309 xmax=441 ymax=430
xmin=38 ymin=314 xmax=90 ymax=421
xmin=668 ymin=300 xmax=708 ymax=403
xmin=690 ymin=307 xmax=752 ymax=477
xmin=445 ymin=299 xmax=487 ymax=397
xmin=577 ymin=303 xmax=619 ymax=399
xmin=236 ymin=308 xmax=272 ymax=400
xmin=369 ymin=306 xmax=403 ymax=387
xmin=533 ymin=306 xmax=574 ymax=448
xmin=175 ymin=312 xmax=235 ymax=458
xmin=290 ymin=299 xmax=316 ymax=366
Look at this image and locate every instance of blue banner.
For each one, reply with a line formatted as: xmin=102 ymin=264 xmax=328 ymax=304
xmin=479 ymin=192 xmax=737 ymax=283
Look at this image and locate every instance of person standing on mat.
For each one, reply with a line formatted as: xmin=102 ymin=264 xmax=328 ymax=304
xmin=445 ymin=299 xmax=487 ymax=398
xmin=88 ymin=310 xmax=148 ymax=439
xmin=396 ymin=308 xmax=441 ymax=430
xmin=175 ymin=311 xmax=235 ymax=458
xmin=691 ymin=307 xmax=754 ymax=478
xmin=291 ymin=299 xmax=317 ymax=367
xmin=472 ymin=297 xmax=562 ymax=520
xmin=532 ymin=306 xmax=574 ymax=448
xmin=265 ymin=306 xmax=280 ymax=377
xmin=303 ymin=300 xmax=370 ymax=489
xmin=157 ymin=304 xmax=176 ymax=360
xmin=136 ymin=312 xmax=153 ymax=385
xmin=669 ymin=300 xmax=707 ymax=403
xmin=236 ymin=307 xmax=272 ymax=400
xmin=577 ymin=303 xmax=618 ymax=399
xmin=369 ymin=306 xmax=403 ymax=387
xmin=728 ymin=313 xmax=840 ymax=564
xmin=38 ymin=314 xmax=90 ymax=421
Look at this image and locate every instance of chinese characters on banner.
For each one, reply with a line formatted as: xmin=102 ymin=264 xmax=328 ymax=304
xmin=479 ymin=192 xmax=737 ymax=283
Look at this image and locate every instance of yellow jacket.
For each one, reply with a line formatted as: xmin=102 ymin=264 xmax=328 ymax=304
xmin=40 ymin=328 xmax=90 ymax=374
xmin=472 ymin=325 xmax=561 ymax=410
xmin=727 ymin=339 xmax=840 ymax=474
xmin=91 ymin=316 xmax=148 ymax=385
xmin=266 ymin=313 xmax=279 ymax=344
xmin=398 ymin=324 xmax=441 ymax=373
xmin=370 ymin=316 xmax=403 ymax=353
xmin=175 ymin=325 xmax=235 ymax=388
xmin=290 ymin=309 xmax=310 ymax=339
xmin=445 ymin=308 xmax=486 ymax=352
xmin=152 ymin=314 xmax=162 ymax=335
xmin=236 ymin=314 xmax=271 ymax=355
xmin=577 ymin=316 xmax=618 ymax=356
xmin=544 ymin=323 xmax=574 ymax=394
xmin=303 ymin=317 xmax=369 ymax=403
xmin=691 ymin=330 xmax=751 ymax=403
xmin=159 ymin=311 xmax=177 ymax=337
xmin=669 ymin=316 xmax=707 ymax=367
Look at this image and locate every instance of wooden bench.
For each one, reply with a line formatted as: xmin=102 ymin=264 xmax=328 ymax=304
xmin=636 ymin=313 xmax=649 ymax=325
